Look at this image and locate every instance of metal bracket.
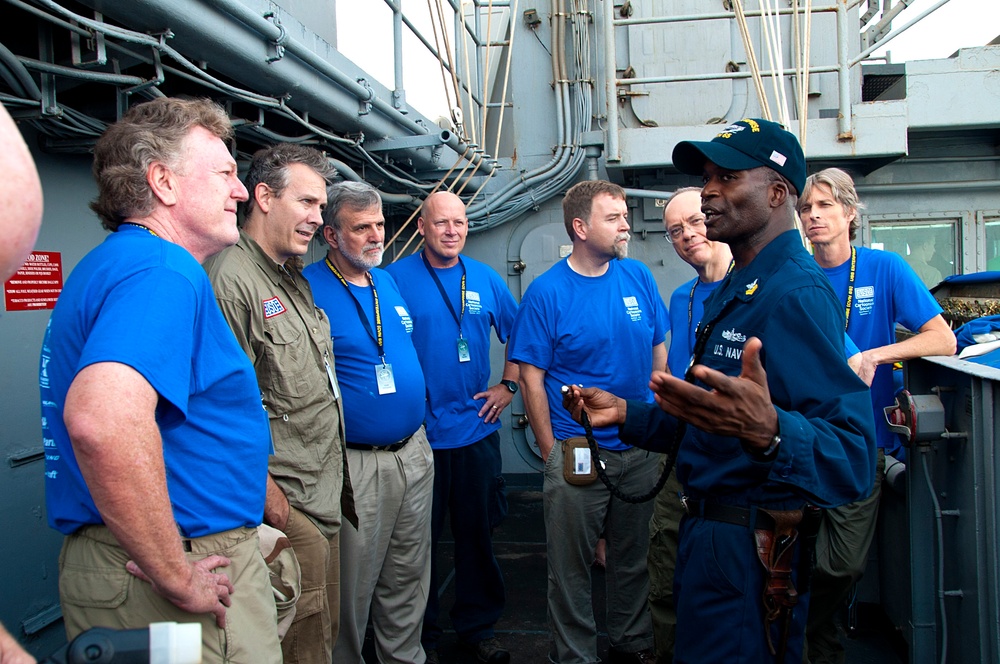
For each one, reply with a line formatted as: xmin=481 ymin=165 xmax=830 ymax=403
xmin=357 ymin=78 xmax=373 ymax=116
xmin=36 ymin=22 xmax=60 ymax=118
xmin=393 ymin=88 xmax=407 ymax=111
xmin=123 ymin=46 xmax=164 ymax=96
xmin=263 ymin=12 xmax=287 ymax=63
xmin=70 ymin=12 xmax=106 ymax=67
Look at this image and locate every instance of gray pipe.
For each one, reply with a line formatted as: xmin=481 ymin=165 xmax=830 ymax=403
xmin=18 ymin=56 xmax=146 ymax=86
xmin=836 ymin=1 xmax=852 ymax=138
xmin=855 ymin=180 xmax=1000 ymax=193
xmin=0 ymin=41 xmax=41 ymax=100
xmin=604 ymin=0 xmax=619 ymax=162
xmin=391 ymin=0 xmax=405 ymax=109
xmin=202 ymin=0 xmax=423 ymax=133
xmin=72 ymin=0 xmax=493 ymax=175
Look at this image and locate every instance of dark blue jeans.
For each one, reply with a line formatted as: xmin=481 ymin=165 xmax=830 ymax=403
xmin=422 ymin=431 xmax=507 ymax=649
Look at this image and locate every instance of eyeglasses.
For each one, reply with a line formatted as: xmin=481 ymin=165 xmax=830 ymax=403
xmin=664 ymin=216 xmax=706 ymax=243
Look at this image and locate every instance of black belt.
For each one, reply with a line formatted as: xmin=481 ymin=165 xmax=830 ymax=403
xmin=681 ymin=497 xmax=775 ymax=529
xmin=345 ymin=434 xmax=413 ymax=453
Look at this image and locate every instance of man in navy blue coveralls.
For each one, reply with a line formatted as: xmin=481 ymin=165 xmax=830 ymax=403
xmin=564 ymin=119 xmax=876 ymax=664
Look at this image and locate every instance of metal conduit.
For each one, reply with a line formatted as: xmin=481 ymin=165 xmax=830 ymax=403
xmin=613 ymin=0 xmax=865 ymax=27
xmin=391 ymin=1 xmax=405 ymax=109
xmin=18 ymin=56 xmax=146 ymax=86
xmin=75 ymin=0 xmax=494 ymax=176
xmin=202 ymin=0 xmax=420 ymax=132
xmin=467 ymin=0 xmax=588 ymax=228
xmin=855 ymin=180 xmax=1000 ymax=193
xmin=621 ymin=63 xmax=839 ymax=87
xmin=0 ymin=41 xmax=41 ymax=100
xmin=602 ymin=0 xmax=874 ymax=153
xmin=604 ymin=0 xmax=619 ymax=162
xmin=836 ymin=0 xmax=852 ymax=138
xmin=850 ymin=0 xmax=952 ymax=66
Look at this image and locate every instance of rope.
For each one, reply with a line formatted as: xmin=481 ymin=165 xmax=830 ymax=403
xmin=799 ymin=0 xmax=813 ymax=151
xmin=480 ymin=0 xmax=496 ymax=148
xmin=457 ymin=0 xmax=479 ymax=142
xmin=492 ymin=0 xmax=519 ymax=159
xmin=733 ymin=0 xmax=772 ymax=120
xmin=759 ymin=0 xmax=790 ymax=127
xmin=426 ymin=0 xmax=458 ymax=127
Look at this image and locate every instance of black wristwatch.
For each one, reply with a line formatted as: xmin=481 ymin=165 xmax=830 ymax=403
xmin=500 ymin=379 xmax=519 ymax=394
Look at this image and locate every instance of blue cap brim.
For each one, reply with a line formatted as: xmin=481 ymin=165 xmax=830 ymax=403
xmin=672 ymin=141 xmax=769 ymax=177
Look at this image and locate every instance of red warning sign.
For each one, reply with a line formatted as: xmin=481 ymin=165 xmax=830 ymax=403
xmin=4 ymin=251 xmax=63 ymax=312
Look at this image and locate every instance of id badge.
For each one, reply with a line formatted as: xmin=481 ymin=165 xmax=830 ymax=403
xmin=573 ymin=447 xmax=592 ymax=475
xmin=375 ymin=363 xmax=396 ymax=395
xmin=324 ymin=359 xmax=340 ymax=400
xmin=457 ymin=337 xmax=471 ymax=363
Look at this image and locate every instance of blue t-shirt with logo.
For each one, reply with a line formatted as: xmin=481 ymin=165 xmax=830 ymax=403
xmin=385 ymin=253 xmax=518 ymax=450
xmin=822 ymin=246 xmax=943 ymax=455
xmin=509 ymin=257 xmax=669 ymax=451
xmin=304 ymin=262 xmax=426 ymax=444
xmin=41 ymin=226 xmax=271 ymax=537
xmin=667 ymin=277 xmax=721 ymax=377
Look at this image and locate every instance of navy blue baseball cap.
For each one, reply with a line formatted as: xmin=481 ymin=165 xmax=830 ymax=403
xmin=672 ymin=118 xmax=806 ymax=195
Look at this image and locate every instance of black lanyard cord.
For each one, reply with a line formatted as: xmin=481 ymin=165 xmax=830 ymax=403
xmin=325 ymin=257 xmax=386 ymax=362
xmin=421 ymin=251 xmax=466 ymax=336
xmin=579 ymin=287 xmax=738 ymax=504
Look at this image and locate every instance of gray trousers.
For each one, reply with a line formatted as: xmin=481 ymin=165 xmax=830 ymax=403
xmin=333 ymin=427 xmax=435 ymax=664
xmin=543 ymin=440 xmax=657 ymax=663
xmin=648 ymin=462 xmax=684 ymax=663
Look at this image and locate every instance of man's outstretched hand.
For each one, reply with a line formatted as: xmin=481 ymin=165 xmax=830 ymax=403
xmin=649 ymin=337 xmax=778 ymax=451
xmin=561 ymin=385 xmax=627 ymax=428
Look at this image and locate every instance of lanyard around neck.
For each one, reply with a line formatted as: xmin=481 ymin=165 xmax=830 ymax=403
xmin=843 ymin=246 xmax=857 ymax=331
xmin=688 ymin=261 xmax=735 ymax=327
xmin=325 ymin=257 xmax=385 ymax=362
xmin=421 ymin=251 xmax=466 ymax=337
xmin=120 ymin=222 xmax=157 ymax=236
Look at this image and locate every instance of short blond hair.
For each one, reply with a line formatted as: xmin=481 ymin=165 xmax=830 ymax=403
xmin=801 ymin=168 xmax=865 ymax=241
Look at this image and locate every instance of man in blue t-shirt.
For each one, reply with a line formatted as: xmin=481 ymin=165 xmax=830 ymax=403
xmin=801 ymin=168 xmax=956 ymax=664
xmin=385 ymin=191 xmax=518 ymax=664
xmin=39 ymin=98 xmax=280 ymax=663
xmin=509 ymin=180 xmax=668 ymax=663
xmin=304 ymin=181 xmax=433 ymax=664
xmin=648 ymin=186 xmax=733 ymax=661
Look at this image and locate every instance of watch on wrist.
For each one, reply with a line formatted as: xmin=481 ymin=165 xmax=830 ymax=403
xmin=501 ymin=379 xmax=519 ymax=394
xmin=745 ymin=433 xmax=781 ymax=461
